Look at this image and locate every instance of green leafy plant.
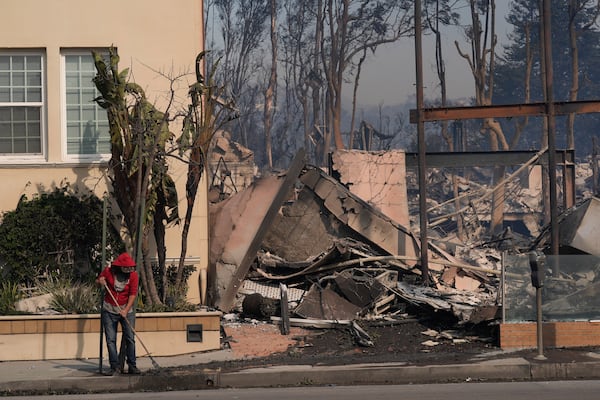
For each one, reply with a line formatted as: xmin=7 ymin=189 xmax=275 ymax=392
xmin=140 ymin=263 xmax=197 ymax=312
xmin=0 ymin=183 xmax=125 ymax=287
xmin=0 ymin=281 xmax=25 ymax=315
xmin=36 ymin=276 xmax=100 ymax=314
xmin=49 ymin=283 xmax=100 ymax=314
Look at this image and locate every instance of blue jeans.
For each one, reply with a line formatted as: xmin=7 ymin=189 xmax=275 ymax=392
xmin=101 ymin=309 xmax=136 ymax=370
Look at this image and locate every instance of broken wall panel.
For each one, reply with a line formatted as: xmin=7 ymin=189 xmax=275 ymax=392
xmin=294 ymin=285 xmax=362 ymax=320
xmin=332 ymin=150 xmax=410 ymax=227
xmin=208 ymin=131 xmax=257 ymax=198
xmin=300 ymin=167 xmax=420 ymax=263
xmin=208 ymin=150 xmax=306 ymax=312
xmin=260 ymin=188 xmax=354 ymax=262
xmin=558 ymin=197 xmax=600 ymax=256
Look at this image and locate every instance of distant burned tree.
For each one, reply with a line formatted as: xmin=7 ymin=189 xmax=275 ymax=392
xmin=494 ymin=0 xmax=600 ymax=225
xmin=318 ymin=0 xmax=413 ymax=155
xmin=211 ymin=0 xmax=269 ymax=163
xmin=455 ymin=0 xmax=511 ymax=237
xmin=264 ymin=0 xmax=278 ymax=169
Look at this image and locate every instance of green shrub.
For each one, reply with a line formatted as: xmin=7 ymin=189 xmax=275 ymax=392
xmin=140 ymin=263 xmax=197 ymax=312
xmin=0 ymin=184 xmax=125 ymax=287
xmin=49 ymin=283 xmax=100 ymax=314
xmin=36 ymin=276 xmax=100 ymax=314
xmin=0 ymin=281 xmax=25 ymax=315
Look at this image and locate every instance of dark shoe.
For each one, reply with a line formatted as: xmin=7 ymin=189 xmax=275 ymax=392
xmin=103 ymin=368 xmax=120 ymax=376
xmin=128 ymin=366 xmax=141 ymax=375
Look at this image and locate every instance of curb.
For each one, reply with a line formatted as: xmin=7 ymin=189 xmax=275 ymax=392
xmin=218 ymin=360 xmax=532 ymax=387
xmin=4 ymin=360 xmax=600 ymax=395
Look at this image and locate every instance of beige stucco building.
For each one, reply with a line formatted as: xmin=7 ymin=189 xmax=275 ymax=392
xmin=0 ymin=0 xmax=208 ymax=303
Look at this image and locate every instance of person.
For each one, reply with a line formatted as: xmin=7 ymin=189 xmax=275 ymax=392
xmin=96 ymin=252 xmax=141 ymax=375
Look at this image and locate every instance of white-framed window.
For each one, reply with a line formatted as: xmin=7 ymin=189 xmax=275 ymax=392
xmin=62 ymin=50 xmax=110 ymax=161
xmin=0 ymin=52 xmax=44 ymax=159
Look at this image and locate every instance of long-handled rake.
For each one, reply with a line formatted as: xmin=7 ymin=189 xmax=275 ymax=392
xmin=103 ymin=283 xmax=161 ymax=369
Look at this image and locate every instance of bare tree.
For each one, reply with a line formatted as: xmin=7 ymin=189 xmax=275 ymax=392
xmin=264 ymin=0 xmax=278 ymax=169
xmin=455 ymin=0 xmax=509 ymax=236
xmin=92 ymin=48 xmax=179 ymax=306
xmin=213 ymin=0 xmax=269 ymax=157
xmin=424 ymin=0 xmax=462 ymax=237
xmin=318 ymin=0 xmax=413 ymax=152
xmin=175 ymin=52 xmax=237 ymax=287
xmin=567 ymin=0 xmax=600 ymax=149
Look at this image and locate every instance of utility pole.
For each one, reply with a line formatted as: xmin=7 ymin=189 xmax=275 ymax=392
xmin=414 ymin=0 xmax=430 ymax=285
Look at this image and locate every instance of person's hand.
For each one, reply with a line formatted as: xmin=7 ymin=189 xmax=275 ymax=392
xmin=119 ymin=309 xmax=128 ymax=318
xmin=97 ymin=276 xmax=106 ymax=286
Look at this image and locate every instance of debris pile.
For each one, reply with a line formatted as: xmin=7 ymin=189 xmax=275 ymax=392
xmin=206 ymin=145 xmax=600 ymax=342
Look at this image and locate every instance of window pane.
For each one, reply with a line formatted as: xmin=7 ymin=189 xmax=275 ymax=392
xmin=65 ymin=52 xmax=109 ymax=156
xmin=0 ymin=72 xmax=9 ymax=86
xmin=27 ymin=107 xmax=40 ymax=120
xmin=0 ymin=122 xmax=10 ymax=138
xmin=13 ymin=72 xmax=25 ymax=86
xmin=29 ymin=122 xmax=40 ymax=135
xmin=65 ymin=56 xmax=79 ymax=72
xmin=28 ymin=138 xmax=41 ymax=153
xmin=27 ymin=71 xmax=41 ymax=86
xmin=66 ymin=90 xmax=80 ymax=104
xmin=13 ymin=138 xmax=26 ymax=152
xmin=27 ymin=88 xmax=41 ymax=102
xmin=66 ymin=73 xmax=79 ymax=87
xmin=12 ymin=56 xmax=24 ymax=70
xmin=13 ymin=88 xmax=25 ymax=102
xmin=67 ymin=107 xmax=80 ymax=121
xmin=0 ymin=105 xmax=42 ymax=154
xmin=81 ymin=72 xmax=95 ymax=87
xmin=0 ymin=88 xmax=9 ymax=102
xmin=26 ymin=56 xmax=41 ymax=71
xmin=13 ymin=122 xmax=26 ymax=136
xmin=0 ymin=138 xmax=11 ymax=152
xmin=81 ymin=89 xmax=96 ymax=103
xmin=12 ymin=108 xmax=25 ymax=120
xmin=0 ymin=56 xmax=9 ymax=71
xmin=82 ymin=106 xmax=96 ymax=121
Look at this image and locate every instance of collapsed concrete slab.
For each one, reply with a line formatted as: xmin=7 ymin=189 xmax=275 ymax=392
xmin=298 ymin=166 xmax=420 ymax=263
xmin=557 ymin=196 xmax=600 ymax=256
xmin=331 ymin=149 xmax=410 ymax=227
xmin=207 ymin=149 xmax=306 ymax=312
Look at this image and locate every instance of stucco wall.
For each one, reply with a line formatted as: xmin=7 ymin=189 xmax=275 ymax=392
xmin=0 ymin=312 xmax=221 ymax=361
xmin=0 ymin=0 xmax=208 ymax=304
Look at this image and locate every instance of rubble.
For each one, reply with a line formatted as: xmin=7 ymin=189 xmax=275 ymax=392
xmin=206 ymin=146 xmax=600 ymax=336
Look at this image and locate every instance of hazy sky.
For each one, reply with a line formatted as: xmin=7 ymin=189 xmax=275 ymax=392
xmin=354 ymin=2 xmax=512 ymax=107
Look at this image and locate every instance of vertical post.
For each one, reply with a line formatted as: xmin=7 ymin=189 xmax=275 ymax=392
xmin=501 ymin=252 xmax=506 ymax=324
xmin=99 ymin=193 xmax=108 ymax=373
xmin=535 ymin=285 xmax=546 ymax=360
xmin=542 ymin=0 xmax=559 ymax=257
xmin=593 ymin=137 xmax=598 ymax=196
xmin=414 ymin=0 xmax=430 ymax=284
xmin=529 ymin=251 xmax=546 ymax=360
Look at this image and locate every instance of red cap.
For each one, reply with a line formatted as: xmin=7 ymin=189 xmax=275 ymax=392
xmin=111 ymin=252 xmax=136 ymax=268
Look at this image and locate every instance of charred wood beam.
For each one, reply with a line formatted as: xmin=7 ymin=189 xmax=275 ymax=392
xmin=405 ymin=149 xmax=574 ymax=168
xmin=409 ymin=100 xmax=600 ymax=123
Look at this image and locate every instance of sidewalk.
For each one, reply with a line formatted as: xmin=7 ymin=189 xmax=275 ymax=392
xmin=3 ymin=347 xmax=600 ymax=395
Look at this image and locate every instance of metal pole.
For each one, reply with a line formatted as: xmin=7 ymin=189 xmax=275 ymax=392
xmin=542 ymin=0 xmax=559 ymax=257
xmin=99 ymin=193 xmax=108 ymax=373
xmin=414 ymin=0 xmax=430 ymax=284
xmin=535 ymin=286 xmax=546 ymax=360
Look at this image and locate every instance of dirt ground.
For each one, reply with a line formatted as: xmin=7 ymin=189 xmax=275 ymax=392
xmin=209 ymin=314 xmax=500 ymax=369
xmin=198 ymin=314 xmax=600 ymax=372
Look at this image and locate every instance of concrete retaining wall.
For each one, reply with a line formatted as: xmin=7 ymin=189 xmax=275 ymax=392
xmin=0 ymin=311 xmax=221 ymax=361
